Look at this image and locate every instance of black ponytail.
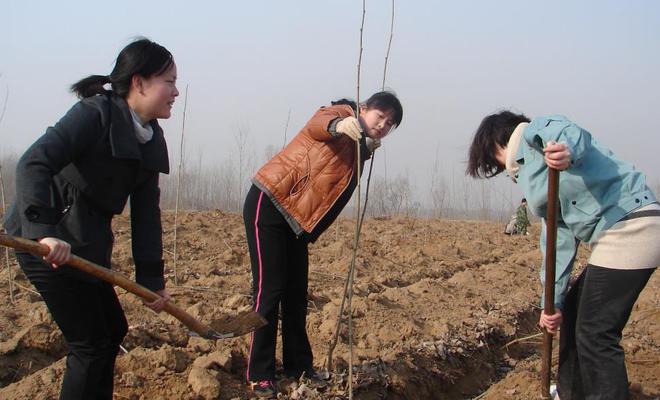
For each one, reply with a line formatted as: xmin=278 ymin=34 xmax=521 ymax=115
xmin=70 ymin=37 xmax=173 ymax=99
xmin=331 ymin=98 xmax=358 ymax=113
xmin=70 ymin=75 xmax=112 ymax=99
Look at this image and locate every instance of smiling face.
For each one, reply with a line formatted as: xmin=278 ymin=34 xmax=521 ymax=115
xmin=130 ymin=62 xmax=179 ymax=122
xmin=359 ymin=106 xmax=397 ymax=140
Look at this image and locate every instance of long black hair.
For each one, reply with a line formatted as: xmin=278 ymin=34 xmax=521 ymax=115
xmin=71 ymin=38 xmax=174 ymax=99
xmin=466 ymin=110 xmax=530 ymax=178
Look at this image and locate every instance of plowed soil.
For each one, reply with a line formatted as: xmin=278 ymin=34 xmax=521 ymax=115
xmin=1 ymin=211 xmax=657 ymax=399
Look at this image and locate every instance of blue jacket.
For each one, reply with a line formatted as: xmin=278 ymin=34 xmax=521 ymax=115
xmin=513 ymin=115 xmax=656 ymax=309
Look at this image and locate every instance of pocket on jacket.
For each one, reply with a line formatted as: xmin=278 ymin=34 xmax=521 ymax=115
xmin=55 ymin=191 xmax=112 ymax=247
xmin=564 ymin=195 xmax=599 ymax=216
xmin=290 ymin=174 xmax=309 ymax=196
xmin=289 ymin=154 xmax=312 ymax=196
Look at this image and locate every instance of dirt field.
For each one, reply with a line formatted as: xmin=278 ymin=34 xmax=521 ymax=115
xmin=0 ymin=211 xmax=658 ymax=399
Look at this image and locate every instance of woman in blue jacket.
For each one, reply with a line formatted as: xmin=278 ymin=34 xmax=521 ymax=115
xmin=3 ymin=38 xmax=178 ymax=400
xmin=467 ymin=111 xmax=658 ymax=400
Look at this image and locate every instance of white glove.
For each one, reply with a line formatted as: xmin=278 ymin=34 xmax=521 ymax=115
xmin=366 ymin=137 xmax=381 ymax=152
xmin=336 ymin=117 xmax=362 ymax=141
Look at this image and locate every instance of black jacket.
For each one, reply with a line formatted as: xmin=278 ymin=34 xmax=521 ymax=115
xmin=4 ymin=94 xmax=169 ymax=291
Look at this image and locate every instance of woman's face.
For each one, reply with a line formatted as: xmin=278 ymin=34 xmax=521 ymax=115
xmin=134 ymin=62 xmax=179 ymax=121
xmin=494 ymin=144 xmax=507 ymax=168
xmin=359 ymin=106 xmax=396 ymax=140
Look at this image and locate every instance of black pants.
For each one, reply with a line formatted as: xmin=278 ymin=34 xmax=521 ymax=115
xmin=16 ymin=239 xmax=128 ymax=400
xmin=558 ymin=265 xmax=655 ymax=400
xmin=243 ymin=185 xmax=313 ymax=381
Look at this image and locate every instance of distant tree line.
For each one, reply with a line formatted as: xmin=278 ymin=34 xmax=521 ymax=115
xmin=4 ymin=142 xmax=658 ymax=222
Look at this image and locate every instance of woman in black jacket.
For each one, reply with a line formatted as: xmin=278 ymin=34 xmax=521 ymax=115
xmin=3 ymin=38 xmax=178 ymax=400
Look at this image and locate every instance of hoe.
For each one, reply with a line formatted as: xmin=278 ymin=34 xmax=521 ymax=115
xmin=0 ymin=234 xmax=266 ymax=340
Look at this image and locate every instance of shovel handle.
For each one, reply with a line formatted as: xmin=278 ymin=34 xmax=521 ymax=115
xmin=0 ymin=233 xmax=217 ymax=339
xmin=541 ymin=168 xmax=560 ymax=399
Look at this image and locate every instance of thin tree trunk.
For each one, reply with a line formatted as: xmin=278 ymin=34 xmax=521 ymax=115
xmin=173 ymin=84 xmax=189 ymax=285
xmin=381 ymin=0 xmax=395 ymax=90
xmin=0 ymin=165 xmax=14 ymax=303
xmin=0 ymin=83 xmax=14 ymax=303
xmin=282 ymin=109 xmax=291 ymax=149
xmin=348 ymin=3 xmax=366 ymax=398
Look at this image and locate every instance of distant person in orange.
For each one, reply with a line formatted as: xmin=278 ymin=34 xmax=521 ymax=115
xmin=3 ymin=38 xmax=177 ymax=400
xmin=243 ymin=91 xmax=403 ymax=398
xmin=466 ymin=111 xmax=659 ymax=400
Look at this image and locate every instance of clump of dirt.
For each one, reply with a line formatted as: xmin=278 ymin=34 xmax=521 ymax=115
xmin=0 ymin=211 xmax=657 ymax=399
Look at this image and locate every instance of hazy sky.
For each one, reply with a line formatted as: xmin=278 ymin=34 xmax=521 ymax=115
xmin=2 ymin=1 xmax=659 ymax=208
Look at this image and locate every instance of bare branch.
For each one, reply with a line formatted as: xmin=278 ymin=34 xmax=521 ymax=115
xmin=356 ymin=0 xmax=366 ymax=108
xmin=0 ymin=79 xmax=14 ymax=303
xmin=0 ymin=84 xmax=8 ymax=126
xmin=282 ymin=109 xmax=291 ymax=149
xmin=173 ymin=84 xmax=190 ymax=285
xmin=382 ymin=0 xmax=395 ymax=90
xmin=326 ymin=0 xmax=367 ymax=387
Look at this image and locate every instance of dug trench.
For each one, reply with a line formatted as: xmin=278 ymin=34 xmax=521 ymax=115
xmin=333 ymin=307 xmax=541 ymax=400
xmin=0 ymin=211 xmax=657 ymax=399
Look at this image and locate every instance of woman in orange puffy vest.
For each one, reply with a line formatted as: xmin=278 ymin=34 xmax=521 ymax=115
xmin=244 ymin=91 xmax=403 ymax=397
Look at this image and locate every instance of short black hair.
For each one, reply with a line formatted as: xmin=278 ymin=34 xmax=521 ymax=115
xmin=332 ymin=91 xmax=403 ymax=128
xmin=364 ymin=90 xmax=403 ymax=127
xmin=466 ymin=110 xmax=530 ymax=178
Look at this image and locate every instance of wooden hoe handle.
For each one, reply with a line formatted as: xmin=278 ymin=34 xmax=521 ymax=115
xmin=0 ymin=233 xmax=226 ymax=339
xmin=541 ymin=168 xmax=560 ymax=399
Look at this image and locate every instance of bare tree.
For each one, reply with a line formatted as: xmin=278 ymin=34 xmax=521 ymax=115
xmin=263 ymin=144 xmax=278 ymax=165
xmin=379 ymin=0 xmax=395 ymax=215
xmin=459 ymin=174 xmax=472 ymax=219
xmin=388 ymin=174 xmax=412 ymax=215
xmin=172 ymin=84 xmax=189 ymax=284
xmin=0 ymin=81 xmax=7 ymax=125
xmin=429 ymin=145 xmax=447 ymax=218
xmin=478 ymin=179 xmax=491 ymax=220
xmin=216 ymin=159 xmax=238 ymax=210
xmin=326 ymin=2 xmax=366 ymax=395
xmin=368 ymin=176 xmax=389 ymax=217
xmin=0 ymin=80 xmax=14 ymax=302
xmin=367 ymin=173 xmax=414 ymax=217
xmin=282 ymin=109 xmax=291 ymax=149
xmin=381 ymin=0 xmax=395 ymax=90
xmin=233 ymin=126 xmax=254 ymax=212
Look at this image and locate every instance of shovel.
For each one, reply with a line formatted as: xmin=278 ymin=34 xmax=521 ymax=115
xmin=0 ymin=233 xmax=266 ymax=339
xmin=541 ymin=168 xmax=559 ymax=399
